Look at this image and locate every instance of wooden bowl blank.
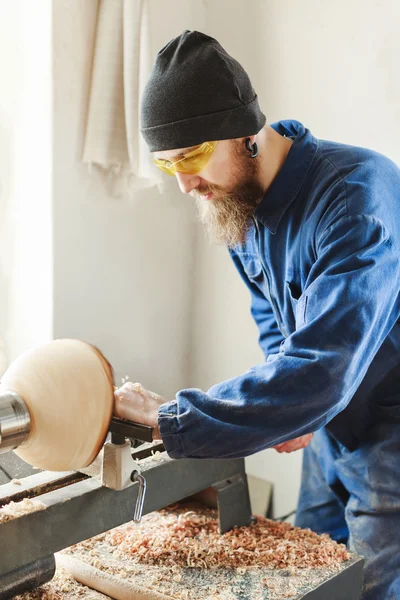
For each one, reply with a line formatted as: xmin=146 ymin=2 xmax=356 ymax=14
xmin=0 ymin=339 xmax=114 ymax=471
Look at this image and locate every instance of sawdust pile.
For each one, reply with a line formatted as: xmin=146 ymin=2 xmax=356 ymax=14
xmin=0 ymin=498 xmax=46 ymax=524
xmin=95 ymin=504 xmax=350 ymax=571
xmin=14 ymin=504 xmax=353 ymax=600
xmin=59 ymin=504 xmax=353 ymax=599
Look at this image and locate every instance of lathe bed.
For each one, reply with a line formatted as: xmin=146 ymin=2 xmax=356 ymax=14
xmin=0 ymin=442 xmax=363 ymax=599
xmin=0 ymin=440 xmax=250 ymax=597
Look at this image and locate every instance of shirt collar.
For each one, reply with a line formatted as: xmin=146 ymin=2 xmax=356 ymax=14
xmin=254 ymin=120 xmax=319 ymax=234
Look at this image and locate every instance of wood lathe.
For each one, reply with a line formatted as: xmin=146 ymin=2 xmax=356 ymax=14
xmin=0 ymin=340 xmax=364 ymax=599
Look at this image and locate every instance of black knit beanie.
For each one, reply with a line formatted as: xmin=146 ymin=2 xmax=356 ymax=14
xmin=140 ymin=30 xmax=266 ymax=152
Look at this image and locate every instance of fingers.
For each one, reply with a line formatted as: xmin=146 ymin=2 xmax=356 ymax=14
xmin=276 ymin=434 xmax=313 ymax=453
xmin=116 ymin=381 xmax=146 ymax=396
xmin=113 ymin=382 xmax=166 ymax=438
xmin=273 ymin=433 xmax=313 ymax=454
xmin=114 ymin=382 xmax=149 ymax=421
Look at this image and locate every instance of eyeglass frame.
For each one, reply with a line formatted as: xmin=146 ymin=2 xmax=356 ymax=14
xmin=154 ymin=140 xmax=219 ymax=176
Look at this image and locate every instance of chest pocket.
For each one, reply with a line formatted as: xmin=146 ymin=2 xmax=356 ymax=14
xmin=286 ymin=281 xmax=308 ymax=330
xmin=239 ymin=254 xmax=263 ymax=284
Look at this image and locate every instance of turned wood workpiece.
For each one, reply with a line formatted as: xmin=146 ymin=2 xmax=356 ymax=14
xmin=56 ymin=554 xmax=175 ymax=600
xmin=0 ymin=339 xmax=114 ymax=471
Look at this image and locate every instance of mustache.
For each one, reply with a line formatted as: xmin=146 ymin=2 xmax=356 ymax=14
xmin=192 ymin=183 xmax=223 ymax=198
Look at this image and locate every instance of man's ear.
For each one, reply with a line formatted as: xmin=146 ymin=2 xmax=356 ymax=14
xmin=242 ymin=134 xmax=256 ymax=147
xmin=244 ymin=134 xmax=257 ymax=155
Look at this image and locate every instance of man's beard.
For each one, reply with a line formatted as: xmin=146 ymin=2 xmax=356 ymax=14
xmin=194 ymin=147 xmax=265 ymax=248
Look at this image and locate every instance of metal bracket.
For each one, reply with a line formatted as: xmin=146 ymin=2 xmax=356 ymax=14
xmin=213 ymin=473 xmax=252 ymax=534
xmin=101 ymin=439 xmax=146 ymax=522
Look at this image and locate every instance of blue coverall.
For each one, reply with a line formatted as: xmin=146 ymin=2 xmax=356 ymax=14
xmin=158 ymin=120 xmax=400 ymax=599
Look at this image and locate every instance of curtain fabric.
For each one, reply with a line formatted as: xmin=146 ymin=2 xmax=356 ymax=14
xmin=83 ymin=0 xmax=162 ymax=196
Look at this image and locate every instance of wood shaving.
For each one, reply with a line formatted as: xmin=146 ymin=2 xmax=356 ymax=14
xmin=59 ymin=503 xmax=353 ymax=600
xmin=131 ymin=382 xmax=145 ymax=394
xmin=100 ymin=504 xmax=350 ymax=571
xmin=0 ymin=497 xmax=46 ymax=523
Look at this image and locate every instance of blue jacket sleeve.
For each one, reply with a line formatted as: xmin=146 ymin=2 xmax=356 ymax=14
xmin=158 ymin=215 xmax=400 ymax=459
xmin=228 ymin=248 xmax=284 ymax=357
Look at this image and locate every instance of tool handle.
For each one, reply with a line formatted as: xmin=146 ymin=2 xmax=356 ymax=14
xmin=109 ymin=417 xmax=153 ymax=443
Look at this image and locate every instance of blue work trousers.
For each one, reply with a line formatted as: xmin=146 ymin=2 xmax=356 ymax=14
xmin=295 ymin=425 xmax=400 ymax=599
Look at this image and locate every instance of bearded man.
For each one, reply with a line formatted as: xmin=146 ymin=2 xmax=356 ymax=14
xmin=114 ymin=31 xmax=400 ymax=600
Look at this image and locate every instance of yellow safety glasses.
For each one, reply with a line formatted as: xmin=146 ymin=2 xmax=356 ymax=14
xmin=154 ymin=141 xmax=218 ymax=176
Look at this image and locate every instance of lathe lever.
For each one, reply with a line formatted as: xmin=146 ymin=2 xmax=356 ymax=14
xmin=131 ymin=470 xmax=146 ymax=521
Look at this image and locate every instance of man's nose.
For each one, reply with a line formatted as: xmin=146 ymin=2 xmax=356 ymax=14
xmin=175 ymin=172 xmax=200 ymax=194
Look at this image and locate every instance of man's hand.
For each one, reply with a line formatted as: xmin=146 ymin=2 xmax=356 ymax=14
xmin=272 ymin=433 xmax=313 ymax=454
xmin=114 ymin=382 xmax=166 ymax=439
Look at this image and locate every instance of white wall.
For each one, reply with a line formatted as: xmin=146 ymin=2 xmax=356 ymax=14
xmin=51 ymin=0 xmax=207 ymax=397
xmin=0 ymin=0 xmax=205 ymax=395
xmin=0 ymin=0 xmax=53 ymax=365
xmin=190 ymin=0 xmax=400 ymax=517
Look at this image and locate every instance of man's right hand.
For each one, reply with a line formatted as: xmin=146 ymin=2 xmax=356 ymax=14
xmin=272 ymin=433 xmax=313 ymax=454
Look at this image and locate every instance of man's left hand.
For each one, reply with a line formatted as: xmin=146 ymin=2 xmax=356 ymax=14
xmin=272 ymin=433 xmax=313 ymax=454
xmin=114 ymin=382 xmax=166 ymax=439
